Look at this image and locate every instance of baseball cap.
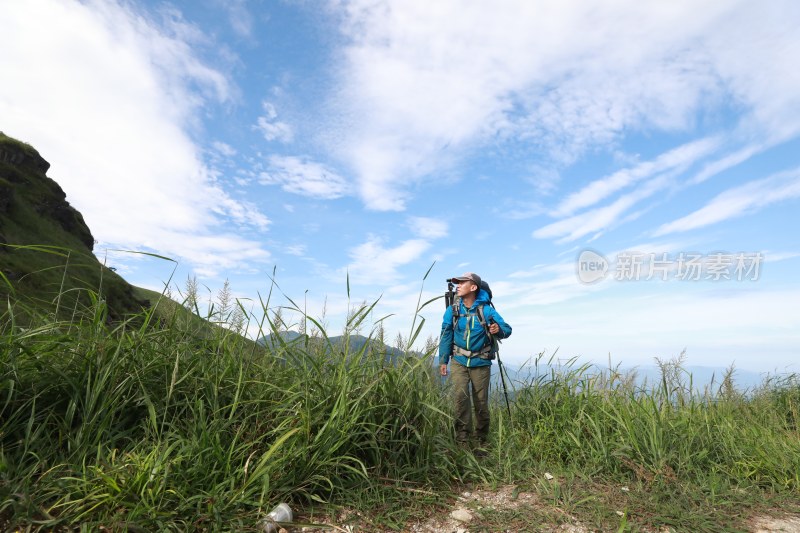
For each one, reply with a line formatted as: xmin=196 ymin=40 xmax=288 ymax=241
xmin=451 ymin=272 xmax=481 ymax=287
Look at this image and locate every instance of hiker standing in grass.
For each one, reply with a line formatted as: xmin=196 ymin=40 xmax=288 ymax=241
xmin=439 ymin=272 xmax=512 ymax=449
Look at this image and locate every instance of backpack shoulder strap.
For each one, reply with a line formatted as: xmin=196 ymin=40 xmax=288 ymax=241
xmin=475 ymin=304 xmax=489 ymax=336
xmin=451 ymin=298 xmax=461 ymax=330
xmin=475 ymin=304 xmax=499 ymax=359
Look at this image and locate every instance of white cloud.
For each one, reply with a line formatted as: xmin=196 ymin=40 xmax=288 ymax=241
xmin=256 ymin=101 xmax=294 ymax=143
xmin=654 ymin=168 xmax=800 ymax=236
xmin=534 ymin=174 xmax=671 ymax=242
xmin=215 ymin=0 xmax=254 ymax=38
xmin=346 ymin=235 xmax=431 ymax=281
xmin=149 ymin=232 xmax=271 ymax=278
xmin=554 ymin=137 xmax=720 ymax=217
xmin=689 ymin=142 xmax=767 ymax=185
xmin=763 ymin=252 xmax=800 ymax=263
xmin=0 ymin=0 xmax=271 ymax=274
xmin=212 ymin=195 xmax=271 ymax=231
xmin=327 ymin=0 xmax=800 ymax=210
xmin=408 ymin=216 xmax=448 ymax=239
xmin=285 ymin=244 xmax=307 ymax=256
xmin=213 ymin=141 xmax=237 ymax=157
xmin=342 ymin=217 xmax=448 ymax=286
xmin=260 ymin=155 xmax=350 ymax=199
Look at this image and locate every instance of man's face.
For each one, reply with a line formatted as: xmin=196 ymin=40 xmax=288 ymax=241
xmin=456 ymin=279 xmax=477 ymax=297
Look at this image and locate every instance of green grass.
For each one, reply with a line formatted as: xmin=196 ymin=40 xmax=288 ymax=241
xmin=1 ymin=272 xmax=799 ymax=531
xmin=0 ymin=131 xmax=39 ymax=157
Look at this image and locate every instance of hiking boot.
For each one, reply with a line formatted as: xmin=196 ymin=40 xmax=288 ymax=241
xmin=473 ymin=447 xmax=488 ymax=459
xmin=472 ymin=441 xmax=490 ymax=458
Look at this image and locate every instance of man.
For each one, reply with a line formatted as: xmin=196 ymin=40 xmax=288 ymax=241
xmin=439 ymin=272 xmax=512 ymax=449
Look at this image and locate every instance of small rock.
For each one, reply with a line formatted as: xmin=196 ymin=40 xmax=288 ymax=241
xmin=456 ymin=529 xmax=468 ymax=533
xmin=451 ymin=508 xmax=474 ymax=523
xmin=621 ymin=486 xmax=630 ymax=492
xmin=544 ymin=472 xmax=554 ymax=480
xmin=616 ymin=511 xmax=625 ymax=517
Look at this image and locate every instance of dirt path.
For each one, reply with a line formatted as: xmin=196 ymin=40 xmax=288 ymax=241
xmin=292 ymin=485 xmax=800 ymax=532
xmin=751 ymin=516 xmax=800 ymax=533
xmin=407 ymin=486 xmax=800 ymax=533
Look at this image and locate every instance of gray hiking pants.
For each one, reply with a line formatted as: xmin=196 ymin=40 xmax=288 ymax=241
xmin=450 ymin=360 xmax=491 ymax=444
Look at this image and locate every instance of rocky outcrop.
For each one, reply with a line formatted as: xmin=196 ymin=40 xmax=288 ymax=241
xmin=0 ymin=134 xmax=51 ymax=175
xmin=0 ymin=132 xmax=94 ymax=250
xmin=0 ymin=131 xmax=146 ymax=320
xmin=31 ymin=179 xmax=95 ymax=250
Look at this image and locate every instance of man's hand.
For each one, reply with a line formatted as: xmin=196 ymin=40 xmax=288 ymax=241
xmin=488 ymin=322 xmax=500 ymax=335
xmin=439 ymin=364 xmax=448 ymax=376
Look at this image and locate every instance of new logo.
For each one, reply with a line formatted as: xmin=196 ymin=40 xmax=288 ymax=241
xmin=576 ymin=249 xmax=609 ymax=284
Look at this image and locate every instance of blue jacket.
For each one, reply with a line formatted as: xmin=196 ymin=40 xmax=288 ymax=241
xmin=439 ymin=289 xmax=512 ymax=368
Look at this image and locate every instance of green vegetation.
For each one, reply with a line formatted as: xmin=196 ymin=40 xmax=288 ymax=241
xmin=1 ymin=132 xmax=147 ymax=322
xmin=0 ymin=131 xmax=39 ymax=157
xmin=2 ymin=269 xmax=799 ymax=532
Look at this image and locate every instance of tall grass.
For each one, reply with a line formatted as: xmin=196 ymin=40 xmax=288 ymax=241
xmin=2 ymin=279 xmax=799 ymax=531
xmin=0 ymin=284 xmax=466 ymax=530
xmin=502 ymin=356 xmax=800 ymax=488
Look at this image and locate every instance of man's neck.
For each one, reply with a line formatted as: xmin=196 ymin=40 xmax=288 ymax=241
xmin=461 ymin=294 xmax=476 ymax=307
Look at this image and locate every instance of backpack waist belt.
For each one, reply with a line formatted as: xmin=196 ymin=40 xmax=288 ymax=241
xmin=454 ymin=345 xmax=493 ymax=359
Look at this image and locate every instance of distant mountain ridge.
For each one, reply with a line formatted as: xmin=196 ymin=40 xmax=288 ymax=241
xmin=494 ymin=361 xmax=776 ymax=393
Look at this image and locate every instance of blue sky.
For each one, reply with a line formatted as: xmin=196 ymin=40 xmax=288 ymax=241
xmin=3 ymin=0 xmax=799 ymax=372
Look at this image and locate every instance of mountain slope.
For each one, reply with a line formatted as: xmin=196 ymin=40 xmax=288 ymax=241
xmin=259 ymin=331 xmax=407 ymax=363
xmin=0 ymin=131 xmax=147 ymax=320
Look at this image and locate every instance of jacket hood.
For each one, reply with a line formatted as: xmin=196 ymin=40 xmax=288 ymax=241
xmin=471 ymin=289 xmax=491 ymax=307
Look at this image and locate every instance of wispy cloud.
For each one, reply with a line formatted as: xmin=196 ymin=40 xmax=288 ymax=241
xmin=212 ymin=141 xmax=237 ymax=157
xmin=654 ymin=168 xmax=800 ymax=236
xmin=326 ymin=0 xmax=800 ymax=210
xmin=554 ymin=137 xmax=720 ymax=216
xmin=0 ymin=0 xmax=271 ymax=275
xmin=534 ymin=174 xmax=670 ymax=243
xmin=345 ymin=236 xmax=431 ymax=282
xmin=285 ymin=244 xmax=307 ymax=257
xmin=215 ymin=0 xmax=253 ymax=38
xmin=156 ymin=232 xmax=271 ymax=278
xmin=259 ymin=155 xmax=350 ymax=199
xmin=346 ymin=216 xmax=449 ymax=288
xmin=688 ymin=142 xmax=767 ymax=185
xmin=256 ymin=101 xmax=294 ymax=143
xmin=494 ymin=262 xmax=605 ymax=307
xmin=407 ymin=216 xmax=448 ymax=239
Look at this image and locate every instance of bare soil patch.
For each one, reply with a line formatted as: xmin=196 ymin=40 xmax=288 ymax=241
xmin=294 ymin=485 xmax=800 ymax=533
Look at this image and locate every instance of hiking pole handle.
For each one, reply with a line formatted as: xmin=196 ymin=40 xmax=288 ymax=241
xmin=487 ymin=317 xmax=500 ymax=339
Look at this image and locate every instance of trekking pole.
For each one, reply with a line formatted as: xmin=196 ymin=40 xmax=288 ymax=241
xmin=444 ymin=279 xmax=455 ymax=308
xmin=489 ymin=319 xmax=512 ymax=419
xmin=497 ymin=352 xmax=512 ymax=419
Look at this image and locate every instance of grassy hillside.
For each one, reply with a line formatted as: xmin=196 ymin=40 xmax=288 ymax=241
xmin=0 ymin=131 xmax=147 ymax=321
xmin=2 ymin=284 xmax=800 ymax=531
xmin=259 ymin=331 xmax=407 ymax=364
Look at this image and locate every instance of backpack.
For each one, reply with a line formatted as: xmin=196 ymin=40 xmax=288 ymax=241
xmin=450 ymin=280 xmax=499 ymax=360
